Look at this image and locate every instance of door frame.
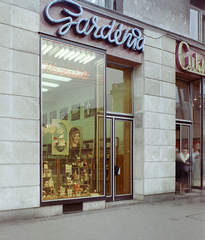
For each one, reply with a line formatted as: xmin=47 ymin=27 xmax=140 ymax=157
xmin=106 ymin=115 xmax=133 ymax=202
xmin=176 ymin=121 xmax=193 ymax=193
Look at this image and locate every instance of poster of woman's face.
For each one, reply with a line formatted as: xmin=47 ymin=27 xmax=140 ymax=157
xmin=69 ymin=126 xmax=82 ymax=148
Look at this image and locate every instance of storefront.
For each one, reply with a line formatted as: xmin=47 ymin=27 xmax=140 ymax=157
xmin=0 ymin=0 xmax=181 ymax=220
xmin=175 ymin=41 xmax=205 ymax=194
xmin=40 ymin=0 xmax=145 ymax=208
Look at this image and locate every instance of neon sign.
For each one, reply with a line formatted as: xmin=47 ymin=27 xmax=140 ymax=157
xmin=176 ymin=41 xmax=205 ymax=76
xmin=43 ymin=0 xmax=145 ymax=54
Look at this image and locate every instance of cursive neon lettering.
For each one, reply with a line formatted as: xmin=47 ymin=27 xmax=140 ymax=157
xmin=42 ymin=63 xmax=91 ymax=79
xmin=176 ymin=41 xmax=205 ymax=76
xmin=43 ymin=0 xmax=145 ymax=53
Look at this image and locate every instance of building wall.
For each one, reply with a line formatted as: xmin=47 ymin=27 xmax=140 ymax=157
xmin=133 ymin=29 xmax=176 ymax=200
xmin=0 ymin=0 xmax=180 ymax=215
xmin=0 ymin=0 xmax=40 ymax=211
xmin=124 ymin=0 xmax=190 ymax=37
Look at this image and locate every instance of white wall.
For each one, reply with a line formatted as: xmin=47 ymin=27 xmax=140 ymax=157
xmin=0 ymin=0 xmax=40 ymax=211
xmin=133 ymin=30 xmax=176 ymax=200
xmin=124 ymin=0 xmax=190 ymax=37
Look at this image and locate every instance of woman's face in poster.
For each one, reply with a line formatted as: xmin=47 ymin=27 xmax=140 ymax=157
xmin=73 ymin=132 xmax=80 ymax=146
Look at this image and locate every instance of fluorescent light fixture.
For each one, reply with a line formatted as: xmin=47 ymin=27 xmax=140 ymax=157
xmin=84 ymin=55 xmax=96 ymax=64
xmin=64 ymin=50 xmax=74 ymax=60
xmin=42 ymin=81 xmax=59 ymax=88
xmin=42 ymin=42 xmax=47 ymax=51
xmin=42 ymin=73 xmax=72 ymax=82
xmin=79 ymin=54 xmax=91 ymax=63
xmin=59 ymin=48 xmax=69 ymax=59
xmin=42 ymin=88 xmax=49 ymax=92
xmin=55 ymin=48 xmax=65 ymax=58
xmin=97 ymin=59 xmax=104 ymax=65
xmin=49 ymin=45 xmax=59 ymax=56
xmin=74 ymin=52 xmax=85 ymax=62
xmin=43 ymin=44 xmax=53 ymax=55
xmin=69 ymin=51 xmax=80 ymax=61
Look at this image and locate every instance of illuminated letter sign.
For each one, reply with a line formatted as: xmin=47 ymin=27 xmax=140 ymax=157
xmin=176 ymin=41 xmax=205 ymax=76
xmin=43 ymin=0 xmax=145 ymax=54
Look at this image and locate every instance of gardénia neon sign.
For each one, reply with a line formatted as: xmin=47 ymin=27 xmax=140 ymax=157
xmin=43 ymin=0 xmax=145 ymax=54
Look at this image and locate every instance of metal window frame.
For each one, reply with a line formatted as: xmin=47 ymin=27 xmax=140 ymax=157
xmin=39 ymin=34 xmax=107 ymax=206
xmin=190 ymin=6 xmax=205 ymax=43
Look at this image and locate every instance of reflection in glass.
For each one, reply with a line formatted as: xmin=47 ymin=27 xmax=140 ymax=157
xmin=175 ymin=124 xmax=191 ymax=193
xmin=41 ymin=38 xmax=105 ymax=201
xmin=107 ymin=64 xmax=132 ymax=114
xmin=115 ymin=120 xmax=131 ymax=195
xmin=192 ymin=80 xmax=201 ymax=187
xmin=106 ymin=119 xmax=112 ymax=196
xmin=176 ymin=81 xmax=191 ymax=120
xmin=203 ymin=15 xmax=205 ymax=43
xmin=190 ymin=9 xmax=199 ymax=41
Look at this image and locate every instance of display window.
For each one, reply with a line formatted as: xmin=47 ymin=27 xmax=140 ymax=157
xmin=106 ymin=63 xmax=132 ymax=114
xmin=41 ymin=37 xmax=105 ymax=201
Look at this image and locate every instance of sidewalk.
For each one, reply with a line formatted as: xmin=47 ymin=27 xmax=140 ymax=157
xmin=0 ymin=193 xmax=205 ymax=240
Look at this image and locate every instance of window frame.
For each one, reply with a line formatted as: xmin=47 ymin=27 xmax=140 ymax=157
xmin=83 ymin=0 xmax=114 ymax=9
xmin=190 ymin=5 xmax=205 ymax=43
xmin=40 ymin=34 xmax=107 ymax=206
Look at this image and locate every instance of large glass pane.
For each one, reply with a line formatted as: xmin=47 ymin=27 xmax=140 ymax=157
xmin=190 ymin=9 xmax=199 ymax=41
xmin=203 ymin=15 xmax=205 ymax=43
xmin=115 ymin=120 xmax=131 ymax=195
xmin=84 ymin=0 xmax=113 ymax=9
xmin=176 ymin=80 xmax=191 ymax=120
xmin=192 ymin=80 xmax=201 ymax=187
xmin=203 ymin=79 xmax=205 ymax=187
xmin=41 ymin=38 xmax=105 ymax=201
xmin=176 ymin=125 xmax=191 ymax=194
xmin=107 ymin=64 xmax=132 ymax=114
xmin=106 ymin=119 xmax=112 ymax=196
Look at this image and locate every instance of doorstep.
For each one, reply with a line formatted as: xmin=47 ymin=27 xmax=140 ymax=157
xmin=175 ymin=189 xmax=205 ymax=200
xmin=106 ymin=199 xmax=142 ymax=209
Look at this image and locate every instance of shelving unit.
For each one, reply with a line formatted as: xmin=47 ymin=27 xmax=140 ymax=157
xmin=42 ymin=142 xmax=96 ymax=200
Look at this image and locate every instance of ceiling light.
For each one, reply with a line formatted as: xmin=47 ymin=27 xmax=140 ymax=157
xmin=69 ymin=51 xmax=80 ymax=61
xmin=64 ymin=50 xmax=74 ymax=60
xmin=42 ymin=42 xmax=47 ymax=51
xmin=59 ymin=48 xmax=69 ymax=59
xmin=55 ymin=48 xmax=65 ymax=58
xmin=49 ymin=45 xmax=59 ymax=56
xmin=97 ymin=59 xmax=104 ymax=65
xmin=42 ymin=73 xmax=72 ymax=82
xmin=42 ymin=88 xmax=49 ymax=92
xmin=74 ymin=52 xmax=85 ymax=62
xmin=42 ymin=81 xmax=59 ymax=88
xmin=84 ymin=55 xmax=96 ymax=64
xmin=80 ymin=54 xmax=91 ymax=63
xmin=43 ymin=44 xmax=53 ymax=55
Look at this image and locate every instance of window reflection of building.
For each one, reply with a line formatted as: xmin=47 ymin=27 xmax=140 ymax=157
xmin=190 ymin=0 xmax=205 ymax=43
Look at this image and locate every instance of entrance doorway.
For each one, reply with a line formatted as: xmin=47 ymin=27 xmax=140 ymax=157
xmin=176 ymin=123 xmax=192 ymax=193
xmin=106 ymin=117 xmax=133 ymax=201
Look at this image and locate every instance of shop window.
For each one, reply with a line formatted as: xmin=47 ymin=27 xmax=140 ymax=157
xmin=192 ymin=80 xmax=201 ymax=187
xmin=176 ymin=81 xmax=191 ymax=120
xmin=106 ymin=64 xmax=132 ymax=114
xmin=41 ymin=38 xmax=105 ymax=202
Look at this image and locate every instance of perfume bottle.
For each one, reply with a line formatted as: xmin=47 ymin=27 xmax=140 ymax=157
xmin=74 ymin=170 xmax=77 ymax=179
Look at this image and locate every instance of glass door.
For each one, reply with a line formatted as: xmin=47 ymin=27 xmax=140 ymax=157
xmin=106 ymin=117 xmax=132 ymax=201
xmin=176 ymin=123 xmax=192 ymax=194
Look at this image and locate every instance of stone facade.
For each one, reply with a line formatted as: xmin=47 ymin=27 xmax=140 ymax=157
xmin=0 ymin=0 xmax=40 ymax=211
xmin=0 ymin=0 xmax=194 ymax=219
xmin=133 ymin=30 xmax=176 ymax=200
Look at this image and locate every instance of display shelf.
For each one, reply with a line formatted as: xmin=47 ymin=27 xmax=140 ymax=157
xmin=42 ymin=142 xmax=95 ymax=199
